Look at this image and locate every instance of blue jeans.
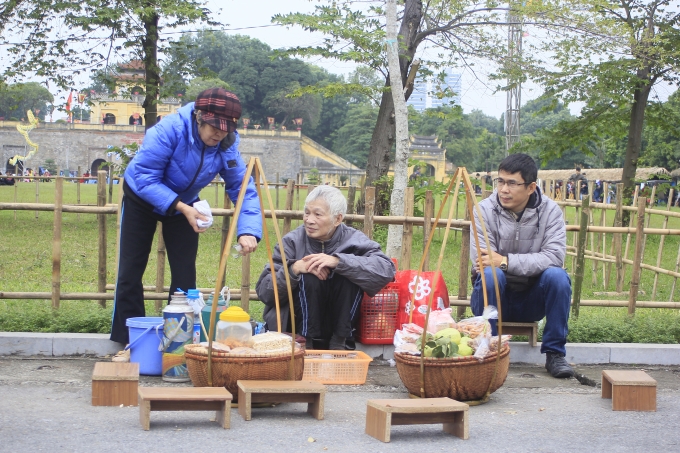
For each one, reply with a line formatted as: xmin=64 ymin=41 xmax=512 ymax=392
xmin=470 ymin=267 xmax=571 ymax=355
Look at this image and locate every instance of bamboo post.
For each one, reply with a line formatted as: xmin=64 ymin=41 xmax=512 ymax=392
xmin=572 ymin=196 xmax=591 ymax=318
xmin=571 ymin=188 xmax=580 ymax=274
xmin=13 ymin=176 xmax=17 ymax=220
xmin=241 ymin=253 xmax=250 ymax=313
xmin=51 ymin=177 xmax=63 ymax=309
xmin=97 ymin=171 xmax=108 ymax=308
xmin=108 ymin=170 xmax=114 ymax=204
xmin=668 ymin=243 xmax=680 ymax=302
xmin=400 ymin=186 xmax=414 ymax=270
xmin=345 ymin=186 xmax=356 ymax=227
xmin=646 ymin=185 xmax=657 ymax=227
xmin=638 ymin=186 xmax=655 ymax=273
xmin=613 ymin=183 xmax=625 ymax=292
xmin=155 ymin=223 xmax=166 ymax=313
xmin=296 ymin=179 xmax=301 ymax=227
xmin=458 ymin=193 xmax=471 ymax=320
xmin=560 ymin=180 xmax=567 ymax=217
xmin=35 ymin=175 xmax=39 ymax=219
xmin=77 ymin=165 xmax=81 ymax=221
xmin=628 ymin=197 xmax=647 ymax=315
xmin=283 ymin=180 xmax=295 ymax=235
xmin=623 ymin=186 xmax=639 ymax=262
xmin=601 ymin=182 xmax=608 ymax=288
xmin=422 ymin=190 xmax=434 ymax=272
xmin=652 ymin=190 xmax=673 ymax=299
xmin=275 ymin=173 xmax=279 ymax=209
xmin=363 ymin=187 xmax=375 ymax=239
xmin=588 ymin=182 xmax=597 ymax=286
xmin=214 ymin=178 xmax=219 ymax=207
xmin=114 ymin=180 xmax=124 ymax=303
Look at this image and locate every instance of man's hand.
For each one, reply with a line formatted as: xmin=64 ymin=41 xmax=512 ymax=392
xmin=473 ymin=248 xmax=504 ymax=273
xmin=176 ymin=201 xmax=208 ymax=233
xmin=237 ymin=235 xmax=258 ymax=255
xmin=292 ymin=254 xmax=339 ymax=281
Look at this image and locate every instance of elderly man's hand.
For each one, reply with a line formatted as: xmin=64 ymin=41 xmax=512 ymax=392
xmin=291 ymin=254 xmax=339 ymax=281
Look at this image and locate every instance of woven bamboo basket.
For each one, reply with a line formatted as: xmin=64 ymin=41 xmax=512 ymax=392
xmin=394 ymin=345 xmax=510 ymax=401
xmin=185 ymin=344 xmax=305 ymax=396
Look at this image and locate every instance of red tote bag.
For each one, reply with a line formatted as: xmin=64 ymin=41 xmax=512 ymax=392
xmin=395 ymin=270 xmax=450 ymax=328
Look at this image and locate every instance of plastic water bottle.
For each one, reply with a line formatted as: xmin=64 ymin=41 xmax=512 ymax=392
xmin=187 ymin=289 xmax=205 ymax=344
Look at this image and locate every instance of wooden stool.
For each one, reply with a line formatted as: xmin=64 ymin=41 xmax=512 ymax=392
xmin=365 ymin=398 xmax=469 ymax=442
xmin=237 ymin=380 xmax=326 ymax=421
xmin=602 ymin=370 xmax=656 ymax=411
xmin=92 ymin=362 xmax=139 ymax=407
xmin=137 ymin=387 xmax=233 ymax=430
xmin=499 ymin=322 xmax=538 ymax=346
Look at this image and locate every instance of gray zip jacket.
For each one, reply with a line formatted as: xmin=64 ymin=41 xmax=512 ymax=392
xmin=470 ymin=187 xmax=566 ymax=277
xmin=256 ymin=223 xmax=396 ymax=331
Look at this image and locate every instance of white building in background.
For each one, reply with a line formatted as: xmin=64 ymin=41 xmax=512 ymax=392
xmin=406 ymin=69 xmax=462 ymax=112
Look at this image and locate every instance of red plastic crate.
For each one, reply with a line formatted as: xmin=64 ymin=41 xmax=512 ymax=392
xmin=357 ymin=283 xmax=400 ymax=344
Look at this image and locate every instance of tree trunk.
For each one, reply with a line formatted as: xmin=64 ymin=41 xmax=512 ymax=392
xmin=385 ymin=0 xmax=410 ymax=259
xmin=364 ymin=0 xmax=423 ymax=188
xmin=621 ymin=73 xmax=652 ymax=206
xmin=141 ymin=11 xmax=160 ymax=131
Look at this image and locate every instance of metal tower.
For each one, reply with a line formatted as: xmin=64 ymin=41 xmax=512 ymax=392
xmin=505 ymin=10 xmax=522 ymax=155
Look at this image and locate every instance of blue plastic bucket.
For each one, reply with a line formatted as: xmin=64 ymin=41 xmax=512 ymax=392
xmin=125 ymin=317 xmax=163 ymax=376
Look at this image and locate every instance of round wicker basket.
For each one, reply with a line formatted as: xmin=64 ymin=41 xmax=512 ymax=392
xmin=185 ymin=344 xmax=305 ymax=396
xmin=394 ymin=345 xmax=510 ymax=401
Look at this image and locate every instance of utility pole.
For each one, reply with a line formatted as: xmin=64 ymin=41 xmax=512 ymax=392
xmin=505 ymin=8 xmax=523 ymax=155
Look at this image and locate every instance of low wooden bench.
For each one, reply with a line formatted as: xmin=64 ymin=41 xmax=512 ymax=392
xmin=237 ymin=380 xmax=326 ymax=421
xmin=92 ymin=362 xmax=139 ymax=407
xmin=365 ymin=398 xmax=469 ymax=443
xmin=602 ymin=370 xmax=657 ymax=411
xmin=499 ymin=322 xmax=538 ymax=347
xmin=137 ymin=387 xmax=233 ymax=430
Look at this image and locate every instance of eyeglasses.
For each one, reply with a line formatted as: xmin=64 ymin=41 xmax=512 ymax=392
xmin=494 ymin=178 xmax=531 ymax=189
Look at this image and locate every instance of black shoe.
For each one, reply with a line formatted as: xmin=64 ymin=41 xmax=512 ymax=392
xmin=545 ymin=352 xmax=575 ymax=378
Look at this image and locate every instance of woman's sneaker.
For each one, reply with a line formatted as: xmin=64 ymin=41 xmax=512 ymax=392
xmin=545 ymin=352 xmax=574 ymax=378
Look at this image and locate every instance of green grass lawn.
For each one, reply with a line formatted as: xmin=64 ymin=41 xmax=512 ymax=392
xmin=1 ymin=181 xmax=680 ymax=342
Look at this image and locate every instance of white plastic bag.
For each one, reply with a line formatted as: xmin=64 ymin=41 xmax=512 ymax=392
xmin=193 ymin=199 xmax=214 ymax=228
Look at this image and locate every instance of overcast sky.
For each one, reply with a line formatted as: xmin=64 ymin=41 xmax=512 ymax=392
xmin=209 ymin=0 xmax=513 ymax=118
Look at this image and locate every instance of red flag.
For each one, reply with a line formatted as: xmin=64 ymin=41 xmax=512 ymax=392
xmin=66 ymin=91 xmax=73 ymax=112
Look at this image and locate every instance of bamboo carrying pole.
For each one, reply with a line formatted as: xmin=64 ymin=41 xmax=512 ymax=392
xmin=457 ymin=194 xmax=471 ymax=320
xmin=51 ymin=177 xmax=63 ymax=309
xmin=97 ymin=171 xmax=107 ymax=308
xmin=206 ymin=158 xmax=298 ymax=386
xmin=628 ymin=198 xmax=647 ymax=315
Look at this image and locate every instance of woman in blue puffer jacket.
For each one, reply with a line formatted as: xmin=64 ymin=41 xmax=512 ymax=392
xmin=110 ymin=88 xmax=262 ymax=348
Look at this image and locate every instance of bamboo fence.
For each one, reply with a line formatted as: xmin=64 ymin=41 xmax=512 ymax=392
xmin=2 ymin=172 xmax=680 ymax=312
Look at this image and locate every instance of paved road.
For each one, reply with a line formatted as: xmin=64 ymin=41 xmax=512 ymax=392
xmin=0 ymin=356 xmax=678 ymax=452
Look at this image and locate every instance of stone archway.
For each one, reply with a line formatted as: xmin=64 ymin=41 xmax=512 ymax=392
xmin=91 ymin=158 xmax=109 ymax=175
xmin=5 ymin=158 xmax=23 ymax=174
